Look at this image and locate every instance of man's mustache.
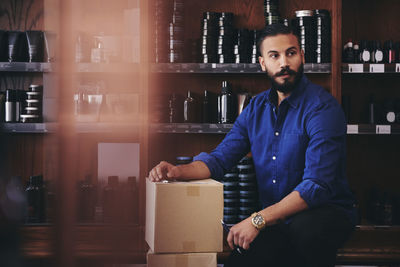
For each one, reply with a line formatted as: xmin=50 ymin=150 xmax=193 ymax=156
xmin=275 ymin=67 xmax=296 ymax=77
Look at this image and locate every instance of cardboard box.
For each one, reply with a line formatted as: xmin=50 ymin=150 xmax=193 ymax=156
xmin=147 ymin=250 xmax=217 ymax=267
xmin=146 ymin=179 xmax=223 ymax=253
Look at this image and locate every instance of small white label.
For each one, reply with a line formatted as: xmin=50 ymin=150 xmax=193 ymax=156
xmin=376 ymin=125 xmax=391 ymax=134
xmin=348 ymin=64 xmax=363 ymax=73
xmin=211 ymin=63 xmax=217 ymax=68
xmin=396 ymin=63 xmax=400 ymax=73
xmin=370 ymin=64 xmax=384 ymax=73
xmin=347 ymin=124 xmax=359 ymax=134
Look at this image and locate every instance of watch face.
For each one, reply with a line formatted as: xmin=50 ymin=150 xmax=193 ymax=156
xmin=253 ymin=214 xmax=264 ymax=225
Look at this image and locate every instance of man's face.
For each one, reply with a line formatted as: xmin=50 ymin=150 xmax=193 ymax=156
xmin=258 ymin=34 xmax=304 ymax=94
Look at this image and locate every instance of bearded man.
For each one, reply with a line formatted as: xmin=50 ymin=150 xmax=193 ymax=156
xmin=149 ymin=23 xmax=356 ymax=267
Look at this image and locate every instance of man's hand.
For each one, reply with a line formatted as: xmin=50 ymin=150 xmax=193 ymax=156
xmin=227 ymin=217 xmax=259 ymax=250
xmin=148 ymin=161 xmax=181 ymax=182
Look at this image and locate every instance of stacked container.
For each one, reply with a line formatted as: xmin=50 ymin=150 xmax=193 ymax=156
xmin=264 ymin=0 xmax=281 ymax=26
xmin=237 ymin=157 xmax=259 ymax=221
xmin=293 ymin=10 xmax=317 ymax=63
xmin=315 ymin=9 xmax=331 ymax=63
xmin=21 ymin=85 xmax=43 ymax=123
xmin=168 ymin=0 xmax=184 ymax=63
xmin=223 ymin=156 xmax=259 ymax=225
xmin=154 ymin=0 xmax=170 ymax=63
xmin=217 ymin=12 xmax=235 ymax=63
xmin=201 ymin=12 xmax=219 ymax=63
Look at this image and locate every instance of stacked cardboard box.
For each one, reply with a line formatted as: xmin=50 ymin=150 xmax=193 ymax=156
xmin=146 ymin=178 xmax=223 ymax=267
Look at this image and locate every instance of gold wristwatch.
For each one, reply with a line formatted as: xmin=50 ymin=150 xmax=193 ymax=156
xmin=251 ymin=212 xmax=266 ymax=230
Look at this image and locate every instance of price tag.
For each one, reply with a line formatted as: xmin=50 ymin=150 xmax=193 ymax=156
xmin=396 ymin=63 xmax=400 ymax=73
xmin=348 ymin=64 xmax=363 ymax=73
xmin=369 ymin=64 xmax=385 ymax=73
xmin=36 ymin=124 xmax=45 ymax=130
xmin=376 ymin=125 xmax=391 ymax=134
xmin=211 ymin=63 xmax=217 ymax=68
xmin=347 ymin=124 xmax=359 ymax=134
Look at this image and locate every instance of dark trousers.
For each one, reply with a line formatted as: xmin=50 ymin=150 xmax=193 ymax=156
xmin=224 ymin=205 xmax=355 ymax=267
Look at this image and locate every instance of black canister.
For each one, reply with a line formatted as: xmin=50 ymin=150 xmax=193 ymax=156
xmin=293 ymin=10 xmax=317 ymax=63
xmin=176 ymin=156 xmax=193 ymax=165
xmin=77 ymin=175 xmax=96 ymax=222
xmin=224 ymin=206 xmax=239 ymax=215
xmin=240 ymin=206 xmax=258 ymax=216
xmin=224 ymin=198 xmax=240 ymax=207
xmin=103 ymin=176 xmax=121 ymax=223
xmin=237 ymin=164 xmax=255 ymax=174
xmin=314 ymin=9 xmax=331 ymax=63
xmin=223 ymin=173 xmax=239 ymax=182
xmin=224 ymin=214 xmax=238 ymax=224
xmin=223 ymin=181 xmax=239 ymax=191
xmin=239 ymin=173 xmax=256 ymax=182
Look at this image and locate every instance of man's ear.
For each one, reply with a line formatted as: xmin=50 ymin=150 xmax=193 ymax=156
xmin=301 ymin=49 xmax=305 ymax=64
xmin=259 ymin=56 xmax=266 ymax=71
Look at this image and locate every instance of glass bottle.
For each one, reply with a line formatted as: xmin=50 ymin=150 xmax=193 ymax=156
xmin=121 ymin=176 xmax=138 ymax=224
xmin=220 ymin=81 xmax=236 ymax=123
xmin=78 ymin=175 xmax=96 ymax=222
xmin=202 ymin=90 xmax=210 ymax=123
xmin=184 ymin=90 xmax=196 ymax=122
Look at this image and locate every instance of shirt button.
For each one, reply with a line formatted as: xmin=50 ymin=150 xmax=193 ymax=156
xmin=275 ymin=132 xmax=279 ymax=136
xmin=272 ymin=156 xmax=276 ymax=160
xmin=272 ymin=179 xmax=276 ymax=184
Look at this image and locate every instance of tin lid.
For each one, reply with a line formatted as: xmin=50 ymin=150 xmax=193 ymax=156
xmin=20 ymin=114 xmax=40 ymax=118
xmin=26 ymin=99 xmax=40 ymax=103
xmin=295 ymin=10 xmax=314 ymax=17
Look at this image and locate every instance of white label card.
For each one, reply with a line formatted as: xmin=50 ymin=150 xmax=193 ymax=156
xmin=347 ymin=124 xmax=359 ymax=134
xmin=396 ymin=63 xmax=400 ymax=73
xmin=376 ymin=125 xmax=391 ymax=134
xmin=211 ymin=63 xmax=217 ymax=68
xmin=348 ymin=64 xmax=363 ymax=73
xmin=369 ymin=64 xmax=385 ymax=73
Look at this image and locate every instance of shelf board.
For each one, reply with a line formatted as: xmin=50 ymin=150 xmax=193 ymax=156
xmin=0 ymin=123 xmax=58 ymax=133
xmin=0 ymin=62 xmax=53 ymax=72
xmin=75 ymin=122 xmax=141 ymax=133
xmin=347 ymin=124 xmax=400 ymax=135
xmin=342 ymin=63 xmax=400 ymax=73
xmin=151 ymin=123 xmax=233 ymax=134
xmin=75 ymin=63 xmax=139 ymax=73
xmin=151 ymin=63 xmax=331 ymax=74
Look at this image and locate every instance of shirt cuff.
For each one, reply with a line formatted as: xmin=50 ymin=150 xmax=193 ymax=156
xmin=294 ymin=179 xmax=330 ymax=208
xmin=193 ymin=152 xmax=224 ymax=180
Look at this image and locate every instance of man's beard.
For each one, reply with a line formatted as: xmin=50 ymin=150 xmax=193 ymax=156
xmin=267 ymin=64 xmax=304 ymax=94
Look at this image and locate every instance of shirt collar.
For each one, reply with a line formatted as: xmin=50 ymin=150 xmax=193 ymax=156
xmin=265 ymin=75 xmax=309 ymax=109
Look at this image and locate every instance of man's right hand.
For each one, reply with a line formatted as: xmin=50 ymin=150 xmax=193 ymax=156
xmin=148 ymin=161 xmax=181 ymax=182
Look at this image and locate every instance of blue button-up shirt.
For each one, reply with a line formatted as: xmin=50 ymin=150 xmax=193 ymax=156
xmin=194 ymin=75 xmax=356 ymax=224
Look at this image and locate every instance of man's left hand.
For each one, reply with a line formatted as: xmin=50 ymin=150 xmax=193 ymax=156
xmin=227 ymin=217 xmax=259 ymax=250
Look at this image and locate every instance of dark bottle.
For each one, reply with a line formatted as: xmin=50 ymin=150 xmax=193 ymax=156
xmin=5 ymin=89 xmax=16 ymax=122
xmin=184 ymin=90 xmax=196 ymax=122
xmin=26 ymin=175 xmax=46 ymax=223
xmin=341 ymin=95 xmax=351 ymax=123
xmin=168 ymin=93 xmax=179 ymax=123
xmin=202 ymin=90 xmax=210 ymax=123
xmin=103 ymin=176 xmax=120 ymax=223
xmin=359 ymin=40 xmax=371 ymax=63
xmin=220 ymin=81 xmax=236 ymax=123
xmin=343 ymin=40 xmax=354 ymax=63
xmin=121 ymin=176 xmax=138 ymax=224
xmin=383 ymin=40 xmax=396 ymax=63
xmin=77 ymin=175 xmax=96 ymax=222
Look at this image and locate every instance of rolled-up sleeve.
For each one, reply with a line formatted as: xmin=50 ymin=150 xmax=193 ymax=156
xmin=193 ymin=106 xmax=251 ymax=179
xmin=294 ymin=100 xmax=347 ymax=208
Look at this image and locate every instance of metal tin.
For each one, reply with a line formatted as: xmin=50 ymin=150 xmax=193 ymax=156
xmin=20 ymin=114 xmax=39 ymax=123
xmin=295 ymin=10 xmax=314 ymax=17
xmin=29 ymin=84 xmax=43 ymax=92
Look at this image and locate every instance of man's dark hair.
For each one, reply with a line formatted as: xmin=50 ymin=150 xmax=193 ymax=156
xmin=257 ymin=23 xmax=301 ymax=55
